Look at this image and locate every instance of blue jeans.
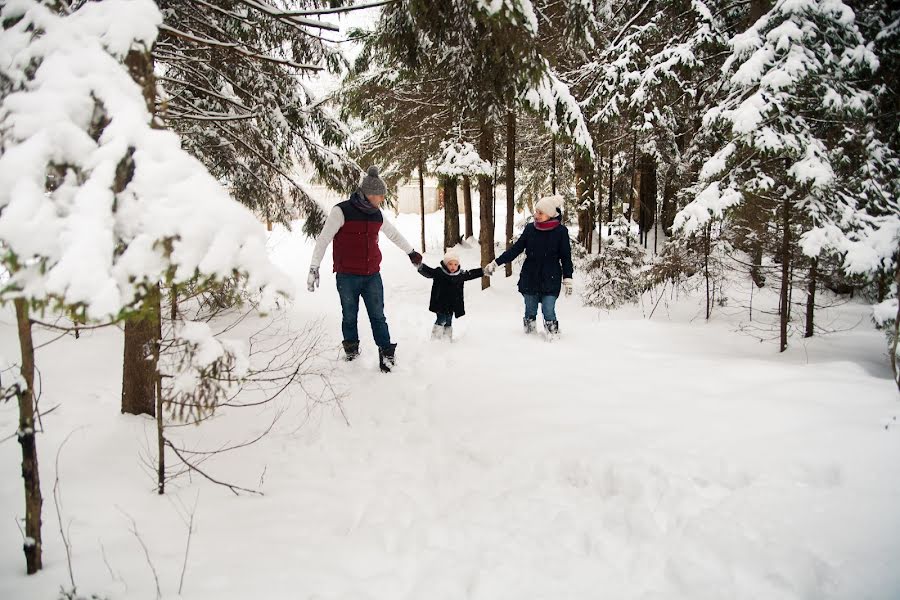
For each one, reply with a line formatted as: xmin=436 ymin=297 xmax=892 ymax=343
xmin=336 ymin=273 xmax=391 ymax=348
xmin=523 ymin=293 xmax=557 ymax=321
xmin=435 ymin=313 xmax=453 ymax=326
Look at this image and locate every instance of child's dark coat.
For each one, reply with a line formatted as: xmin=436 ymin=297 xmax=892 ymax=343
xmin=417 ymin=262 xmax=484 ymax=318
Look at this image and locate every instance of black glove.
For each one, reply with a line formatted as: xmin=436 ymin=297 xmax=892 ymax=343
xmin=408 ymin=251 xmax=423 ymax=266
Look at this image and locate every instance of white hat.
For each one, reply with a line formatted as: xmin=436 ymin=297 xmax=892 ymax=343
xmin=443 ymin=250 xmax=460 ymax=265
xmin=535 ymin=194 xmax=563 ymax=218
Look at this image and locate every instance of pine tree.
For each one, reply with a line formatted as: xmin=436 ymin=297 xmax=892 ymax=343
xmin=673 ymin=0 xmax=900 ymax=351
xmin=155 ymin=0 xmax=359 ymax=236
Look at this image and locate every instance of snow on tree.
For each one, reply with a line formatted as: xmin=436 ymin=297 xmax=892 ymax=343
xmin=155 ymin=0 xmax=360 ymax=236
xmin=428 ymin=139 xmax=493 ymax=179
xmin=672 ymin=0 xmax=900 ymax=350
xmin=0 ymin=0 xmax=290 ymax=321
xmin=0 ymin=0 xmax=293 ymax=568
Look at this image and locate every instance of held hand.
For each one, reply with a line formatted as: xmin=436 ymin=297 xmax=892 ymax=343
xmin=408 ymin=251 xmax=423 ymax=266
xmin=483 ymin=261 xmax=498 ymax=276
xmin=307 ymin=267 xmax=320 ymax=292
xmin=563 ymin=278 xmax=574 ymax=296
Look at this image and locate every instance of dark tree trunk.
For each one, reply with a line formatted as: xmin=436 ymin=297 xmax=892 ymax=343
xmin=15 ymin=299 xmax=42 ymax=574
xmin=121 ymin=44 xmax=161 ymax=416
xmin=704 ymin=224 xmax=712 ymax=320
xmin=505 ymin=110 xmax=516 ymax=278
xmin=443 ymin=176 xmax=460 ymax=249
xmin=418 ymin=156 xmax=426 ymax=253
xmin=779 ymin=196 xmax=791 ymax=352
xmin=805 ymin=257 xmax=817 ymax=338
xmin=751 ymin=240 xmax=766 ymax=287
xmin=122 ymin=285 xmax=161 ymax=416
xmin=597 ymin=151 xmax=603 ymax=254
xmin=661 ymin=171 xmax=677 ymax=236
xmin=550 ymin=135 xmax=557 ymax=195
xmin=607 ymin=151 xmax=614 ymax=229
xmin=575 ymin=152 xmax=591 ymax=250
xmin=639 ymin=154 xmax=657 ymax=247
xmin=892 ymin=264 xmax=900 ymax=391
xmin=478 ymin=120 xmax=495 ymax=289
xmin=626 ymin=136 xmax=637 ymax=246
xmin=463 ymin=176 xmax=474 ymax=239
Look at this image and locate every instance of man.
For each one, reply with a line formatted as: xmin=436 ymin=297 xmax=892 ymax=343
xmin=307 ymin=166 xmax=422 ymax=372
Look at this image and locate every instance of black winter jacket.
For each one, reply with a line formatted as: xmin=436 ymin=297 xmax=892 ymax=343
xmin=417 ymin=262 xmax=484 ymax=317
xmin=494 ymin=220 xmax=574 ymax=297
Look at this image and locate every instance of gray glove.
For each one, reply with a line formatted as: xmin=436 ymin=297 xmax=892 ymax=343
xmin=307 ymin=267 xmax=320 ymax=292
xmin=483 ymin=261 xmax=498 ymax=276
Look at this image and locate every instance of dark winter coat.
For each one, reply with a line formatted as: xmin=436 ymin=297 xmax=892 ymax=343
xmin=332 ymin=193 xmax=383 ymax=275
xmin=417 ymin=262 xmax=484 ymax=318
xmin=494 ymin=220 xmax=574 ymax=297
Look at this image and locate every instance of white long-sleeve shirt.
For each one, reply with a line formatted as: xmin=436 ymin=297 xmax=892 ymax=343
xmin=309 ymin=205 xmax=415 ymax=270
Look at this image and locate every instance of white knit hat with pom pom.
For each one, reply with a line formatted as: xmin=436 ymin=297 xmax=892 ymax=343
xmin=443 ymin=250 xmax=460 ymax=265
xmin=534 ymin=194 xmax=563 ymax=218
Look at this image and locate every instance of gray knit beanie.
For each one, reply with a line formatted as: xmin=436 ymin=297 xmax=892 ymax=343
xmin=359 ymin=165 xmax=387 ymax=197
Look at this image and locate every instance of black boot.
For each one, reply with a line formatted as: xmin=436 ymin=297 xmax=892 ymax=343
xmin=545 ymin=320 xmax=559 ymax=340
xmin=342 ymin=340 xmax=360 ymax=361
xmin=523 ymin=317 xmax=537 ymax=334
xmin=378 ymin=343 xmax=397 ymax=373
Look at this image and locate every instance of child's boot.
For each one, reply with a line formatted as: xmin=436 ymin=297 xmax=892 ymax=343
xmin=378 ymin=343 xmax=397 ymax=373
xmin=342 ymin=340 xmax=360 ymax=361
xmin=523 ymin=317 xmax=537 ymax=334
xmin=443 ymin=325 xmax=453 ymax=341
xmin=431 ymin=324 xmax=444 ymax=340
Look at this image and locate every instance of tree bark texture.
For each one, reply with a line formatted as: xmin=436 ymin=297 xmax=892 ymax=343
xmin=122 ymin=285 xmax=161 ymax=416
xmin=805 ymin=257 xmax=817 ymax=338
xmin=121 ymin=44 xmax=162 ymax=415
xmin=506 ymin=111 xmax=516 ymax=278
xmin=443 ymin=176 xmax=460 ymax=249
xmin=478 ymin=121 xmax=495 ymax=290
xmin=780 ymin=196 xmax=791 ymax=352
xmin=418 ymin=157 xmax=426 ymax=253
xmin=463 ymin=176 xmax=474 ymax=240
xmin=15 ymin=299 xmax=42 ymax=574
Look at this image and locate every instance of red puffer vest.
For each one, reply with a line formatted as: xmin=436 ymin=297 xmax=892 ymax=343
xmin=332 ymin=197 xmax=383 ymax=275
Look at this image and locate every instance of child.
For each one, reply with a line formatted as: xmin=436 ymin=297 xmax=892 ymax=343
xmin=417 ymin=250 xmax=486 ymax=340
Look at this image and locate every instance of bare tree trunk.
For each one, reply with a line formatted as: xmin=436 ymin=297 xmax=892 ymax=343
xmin=122 ymin=285 xmax=161 ymax=416
xmin=418 ymin=156 xmax=426 ymax=253
xmin=780 ymin=196 xmax=791 ymax=352
xmin=505 ymin=110 xmax=516 ymax=278
xmin=626 ymin=136 xmax=637 ymax=247
xmin=607 ymin=150 xmax=614 ymax=231
xmin=443 ymin=176 xmax=460 ymax=249
xmin=550 ymin=135 xmax=557 ymax=195
xmin=478 ymin=120 xmax=495 ymax=289
xmin=751 ymin=240 xmax=766 ymax=287
xmin=805 ymin=257 xmax=817 ymax=338
xmin=704 ymin=224 xmax=712 ymax=320
xmin=463 ymin=176 xmax=474 ymax=240
xmin=575 ymin=152 xmax=591 ymax=249
xmin=892 ymin=263 xmax=899 ymax=391
xmin=597 ymin=151 xmax=603 ymax=254
xmin=15 ymin=299 xmax=42 ymax=574
xmin=121 ymin=44 xmax=161 ymax=416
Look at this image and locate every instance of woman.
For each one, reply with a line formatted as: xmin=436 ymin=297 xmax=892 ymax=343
xmin=485 ymin=195 xmax=574 ymax=337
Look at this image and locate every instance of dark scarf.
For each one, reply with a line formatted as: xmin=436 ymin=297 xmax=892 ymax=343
xmin=535 ymin=217 xmax=561 ymax=231
xmin=351 ymin=192 xmax=380 ymax=215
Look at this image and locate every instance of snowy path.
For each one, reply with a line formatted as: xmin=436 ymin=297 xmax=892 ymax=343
xmin=2 ymin=216 xmax=899 ymax=599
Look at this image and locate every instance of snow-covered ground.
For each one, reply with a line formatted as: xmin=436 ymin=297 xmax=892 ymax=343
xmin=2 ymin=210 xmax=899 ymax=599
